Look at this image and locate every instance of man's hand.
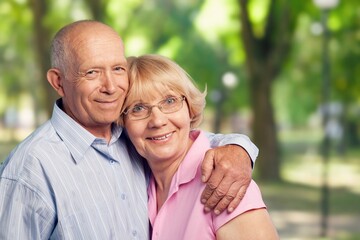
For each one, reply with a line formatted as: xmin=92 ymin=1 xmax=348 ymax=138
xmin=201 ymin=144 xmax=252 ymax=215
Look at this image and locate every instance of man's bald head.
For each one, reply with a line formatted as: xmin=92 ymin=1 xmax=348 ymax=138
xmin=49 ymin=20 xmax=123 ymax=75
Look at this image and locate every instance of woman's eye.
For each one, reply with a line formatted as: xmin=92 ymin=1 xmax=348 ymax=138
xmin=132 ymin=105 xmax=146 ymax=113
xmin=165 ymin=97 xmax=177 ymax=105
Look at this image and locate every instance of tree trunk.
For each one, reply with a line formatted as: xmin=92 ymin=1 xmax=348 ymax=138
xmin=28 ymin=0 xmax=57 ymax=118
xmin=238 ymin=0 xmax=300 ymax=180
xmin=250 ymin=75 xmax=280 ymax=180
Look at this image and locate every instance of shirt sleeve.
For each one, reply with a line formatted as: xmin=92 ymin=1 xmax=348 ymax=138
xmin=204 ymin=131 xmax=259 ymax=166
xmin=213 ymin=180 xmax=266 ymax=231
xmin=0 ymin=178 xmax=56 ymax=240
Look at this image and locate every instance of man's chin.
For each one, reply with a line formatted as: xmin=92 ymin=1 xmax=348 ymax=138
xmin=99 ymin=115 xmax=119 ymax=125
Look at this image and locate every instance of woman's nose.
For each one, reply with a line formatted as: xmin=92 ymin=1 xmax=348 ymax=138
xmin=147 ymin=107 xmax=167 ymax=128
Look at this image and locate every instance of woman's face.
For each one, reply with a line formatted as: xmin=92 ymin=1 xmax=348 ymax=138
xmin=124 ymin=93 xmax=192 ymax=165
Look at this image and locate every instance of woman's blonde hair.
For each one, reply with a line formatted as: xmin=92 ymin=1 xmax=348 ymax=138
xmin=118 ymin=54 xmax=206 ymax=128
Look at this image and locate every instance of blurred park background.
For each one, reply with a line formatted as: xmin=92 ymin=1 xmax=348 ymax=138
xmin=0 ymin=0 xmax=359 ymax=239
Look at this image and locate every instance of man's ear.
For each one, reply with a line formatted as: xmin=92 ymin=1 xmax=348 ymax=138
xmin=47 ymin=68 xmax=65 ymax=97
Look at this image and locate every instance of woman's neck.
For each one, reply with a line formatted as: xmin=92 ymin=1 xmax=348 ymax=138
xmin=151 ymin=158 xmax=182 ymax=210
xmin=150 ymin=137 xmax=194 ymax=211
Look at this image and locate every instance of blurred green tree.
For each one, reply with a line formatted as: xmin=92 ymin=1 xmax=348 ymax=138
xmin=237 ymin=0 xmax=307 ymax=180
xmin=28 ymin=0 xmax=54 ymax=115
xmin=1 ymin=0 xmax=359 ymax=180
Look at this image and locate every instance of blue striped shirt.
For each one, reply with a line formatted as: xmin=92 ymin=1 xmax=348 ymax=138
xmin=0 ymin=100 xmax=258 ymax=240
xmin=0 ymin=101 xmax=149 ymax=239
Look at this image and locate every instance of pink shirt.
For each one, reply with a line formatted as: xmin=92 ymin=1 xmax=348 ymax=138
xmin=148 ymin=130 xmax=266 ymax=240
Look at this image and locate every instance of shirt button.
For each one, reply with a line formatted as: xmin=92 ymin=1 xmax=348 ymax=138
xmin=110 ymin=160 xmax=115 ymax=164
xmin=121 ymin=193 xmax=126 ymax=200
xmin=132 ymin=230 xmax=137 ymax=236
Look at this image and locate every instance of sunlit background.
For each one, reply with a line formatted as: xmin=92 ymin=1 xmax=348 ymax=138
xmin=0 ymin=0 xmax=359 ymax=239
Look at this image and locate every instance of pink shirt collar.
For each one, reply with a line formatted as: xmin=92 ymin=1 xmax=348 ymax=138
xmin=148 ymin=130 xmax=210 ymax=220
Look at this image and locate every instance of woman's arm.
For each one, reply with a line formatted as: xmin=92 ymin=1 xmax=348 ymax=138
xmin=216 ymin=208 xmax=279 ymax=240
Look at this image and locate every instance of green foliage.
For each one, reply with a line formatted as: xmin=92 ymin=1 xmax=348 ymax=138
xmin=273 ymin=0 xmax=360 ymax=127
xmin=0 ymin=0 xmax=359 ymax=138
xmin=120 ymin=0 xmax=248 ymax=110
xmin=0 ymin=0 xmax=33 ymax=107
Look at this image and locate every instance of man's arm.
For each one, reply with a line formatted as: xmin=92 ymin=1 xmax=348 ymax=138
xmin=204 ymin=132 xmax=258 ymax=164
xmin=202 ymin=132 xmax=259 ymax=214
xmin=0 ymin=179 xmax=55 ymax=239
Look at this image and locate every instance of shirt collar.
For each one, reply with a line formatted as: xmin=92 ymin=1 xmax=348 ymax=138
xmin=173 ymin=130 xmax=210 ymax=187
xmin=50 ymin=99 xmax=123 ymax=164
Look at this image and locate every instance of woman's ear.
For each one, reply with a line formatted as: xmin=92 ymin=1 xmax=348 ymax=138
xmin=47 ymin=68 xmax=65 ymax=97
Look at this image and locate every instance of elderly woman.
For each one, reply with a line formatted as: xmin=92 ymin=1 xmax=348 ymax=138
xmin=119 ymin=54 xmax=279 ymax=240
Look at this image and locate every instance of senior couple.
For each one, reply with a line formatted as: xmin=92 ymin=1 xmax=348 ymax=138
xmin=0 ymin=20 xmax=278 ymax=239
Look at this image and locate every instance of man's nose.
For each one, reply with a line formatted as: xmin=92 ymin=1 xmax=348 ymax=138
xmin=101 ymin=71 xmax=116 ymax=93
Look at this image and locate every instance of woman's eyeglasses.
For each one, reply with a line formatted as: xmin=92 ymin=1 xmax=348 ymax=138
xmin=123 ymin=96 xmax=186 ymax=120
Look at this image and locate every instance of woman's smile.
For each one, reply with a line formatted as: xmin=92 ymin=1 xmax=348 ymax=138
xmin=147 ymin=132 xmax=174 ymax=141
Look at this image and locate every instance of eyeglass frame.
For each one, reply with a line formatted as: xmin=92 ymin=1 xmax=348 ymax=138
xmin=122 ymin=96 xmax=186 ymax=120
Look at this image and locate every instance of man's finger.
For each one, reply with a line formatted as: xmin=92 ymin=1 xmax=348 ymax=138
xmin=213 ymin=181 xmax=242 ymax=214
xmin=226 ymin=184 xmax=248 ymax=213
xmin=200 ymin=171 xmax=223 ymax=205
xmin=201 ymin=149 xmax=215 ymax=183
xmin=202 ymin=175 xmax=233 ymax=212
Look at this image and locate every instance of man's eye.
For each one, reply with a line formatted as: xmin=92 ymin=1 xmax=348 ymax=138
xmin=114 ymin=66 xmax=125 ymax=73
xmin=82 ymin=69 xmax=101 ymax=79
xmin=86 ymin=70 xmax=96 ymax=75
xmin=84 ymin=70 xmax=101 ymax=78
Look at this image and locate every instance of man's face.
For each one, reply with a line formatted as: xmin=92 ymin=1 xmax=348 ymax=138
xmin=61 ymin=27 xmax=128 ymax=135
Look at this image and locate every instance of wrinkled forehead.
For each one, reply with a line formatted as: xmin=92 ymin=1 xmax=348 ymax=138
xmin=68 ymin=25 xmax=125 ymax=59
